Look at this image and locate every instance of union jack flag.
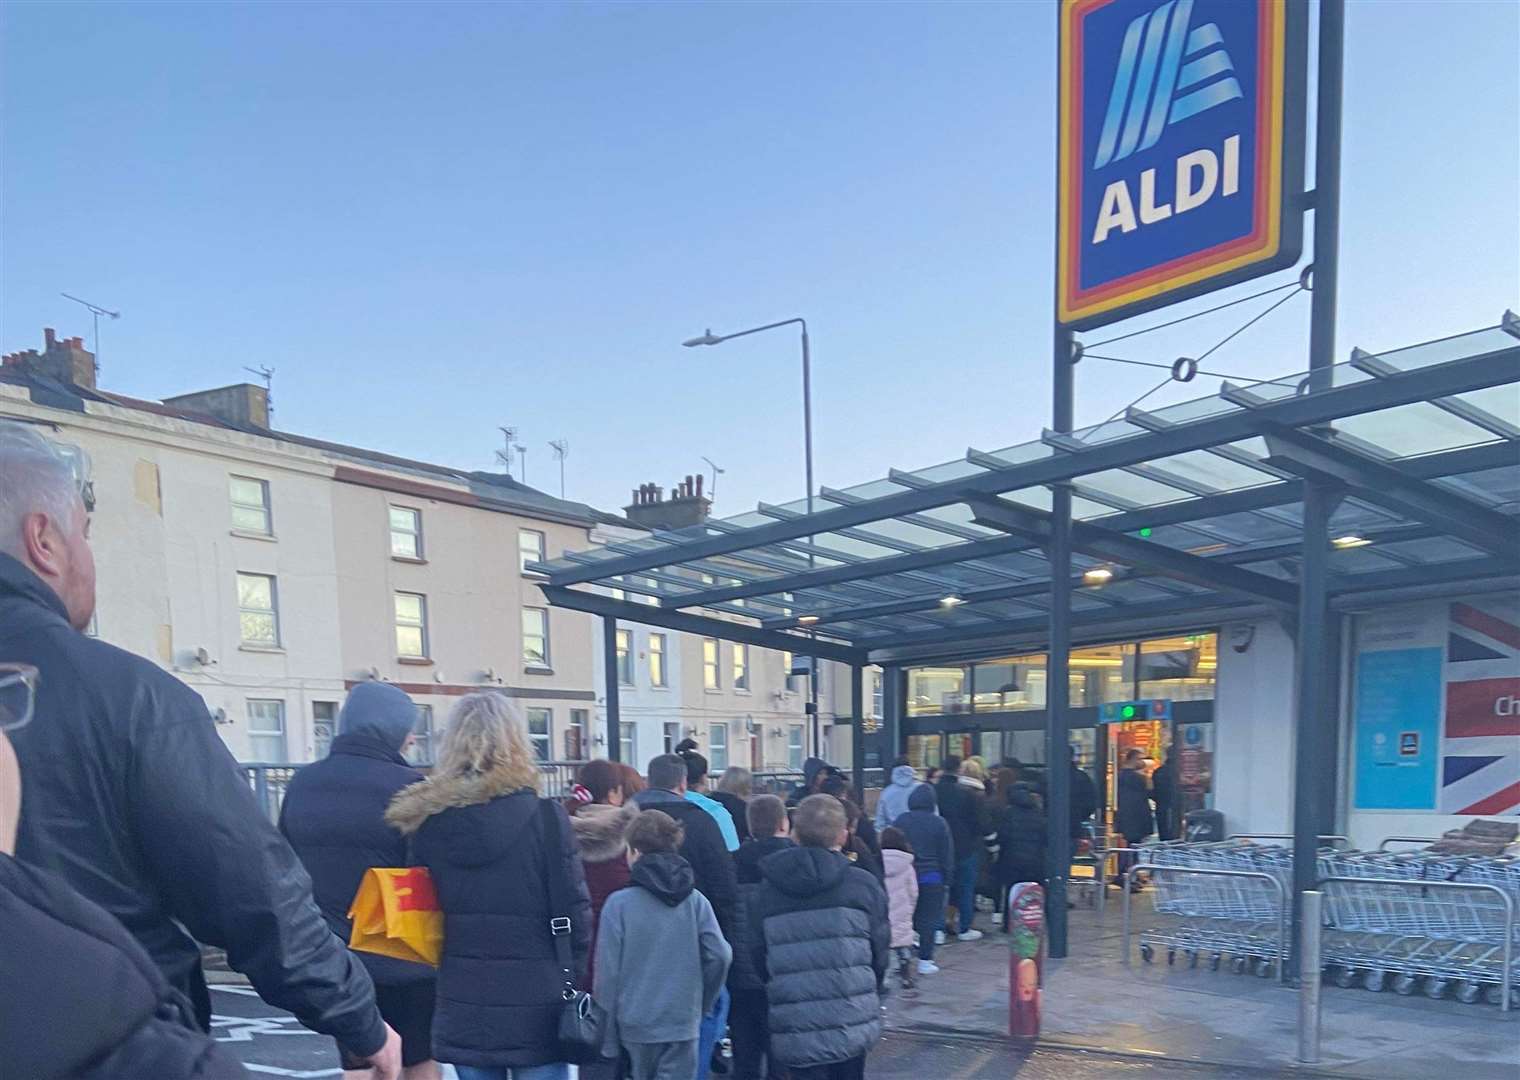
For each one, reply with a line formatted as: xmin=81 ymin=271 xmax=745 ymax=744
xmin=1440 ymin=600 xmax=1520 ymax=815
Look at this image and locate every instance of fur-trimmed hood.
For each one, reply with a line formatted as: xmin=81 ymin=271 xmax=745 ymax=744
xmin=570 ymin=802 xmax=638 ymax=863
xmin=385 ymin=761 xmax=538 ymax=837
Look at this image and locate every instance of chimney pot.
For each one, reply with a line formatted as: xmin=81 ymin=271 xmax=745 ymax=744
xmin=44 ymin=328 xmax=56 ymax=347
xmin=696 ymin=474 xmax=704 ymax=498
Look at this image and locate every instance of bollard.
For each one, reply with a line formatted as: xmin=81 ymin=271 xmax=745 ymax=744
xmin=1007 ymin=883 xmax=1046 ymax=1041
xmin=1298 ymin=890 xmax=1323 ymax=1065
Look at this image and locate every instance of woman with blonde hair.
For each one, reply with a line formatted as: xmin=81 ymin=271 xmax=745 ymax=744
xmin=712 ymin=765 xmax=753 ymax=844
xmin=387 ymin=692 xmax=592 ymax=1080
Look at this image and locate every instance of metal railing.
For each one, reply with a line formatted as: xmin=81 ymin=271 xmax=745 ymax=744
xmin=241 ymin=760 xmax=590 ymax=821
xmin=1376 ymin=836 xmax=1439 ymax=852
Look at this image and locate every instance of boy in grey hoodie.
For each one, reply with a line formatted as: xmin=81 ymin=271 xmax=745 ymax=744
xmin=595 ymin=809 xmax=732 ymax=1080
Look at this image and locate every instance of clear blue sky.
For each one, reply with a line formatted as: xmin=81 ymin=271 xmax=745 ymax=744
xmin=4 ymin=1 xmax=1516 ymax=518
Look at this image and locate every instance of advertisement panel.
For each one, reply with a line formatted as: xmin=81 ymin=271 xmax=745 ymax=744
xmin=1057 ymin=0 xmax=1307 ymax=328
xmin=1351 ymin=598 xmax=1520 ymax=816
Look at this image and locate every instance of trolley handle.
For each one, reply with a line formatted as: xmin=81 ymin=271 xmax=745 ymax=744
xmin=1375 ymin=836 xmax=1439 ymax=852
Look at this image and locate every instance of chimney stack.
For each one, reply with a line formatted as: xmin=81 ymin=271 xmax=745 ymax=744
xmin=623 ymin=470 xmax=713 ymax=531
xmin=162 ymin=382 xmax=271 ymax=430
xmin=2 ymin=328 xmax=97 ymax=390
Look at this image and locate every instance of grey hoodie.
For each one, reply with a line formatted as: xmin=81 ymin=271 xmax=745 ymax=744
xmin=593 ymin=851 xmax=731 ymax=1048
xmin=874 ymin=765 xmax=926 ymax=832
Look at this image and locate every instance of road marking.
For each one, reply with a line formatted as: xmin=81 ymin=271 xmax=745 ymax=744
xmin=210 ymin=1014 xmax=322 ymax=1042
xmin=209 ymin=984 xmax=262 ymax=997
xmin=242 ymin=1066 xmax=340 ymax=1078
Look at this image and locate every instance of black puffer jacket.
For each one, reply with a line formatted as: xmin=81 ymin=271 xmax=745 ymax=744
xmin=748 ymin=846 xmax=889 ymax=1069
xmin=711 ymin=789 xmax=751 ymax=844
xmin=935 ymin=774 xmax=985 ymax=863
xmin=279 ymin=731 xmax=431 ymax=986
xmin=731 ymin=835 xmax=794 ymax=991
xmin=0 ymin=852 xmax=246 ymax=1079
xmin=388 ymin=770 xmax=591 ymax=1069
xmin=991 ymin=786 xmax=1047 ymax=888
xmin=0 ymin=555 xmax=384 ymax=1055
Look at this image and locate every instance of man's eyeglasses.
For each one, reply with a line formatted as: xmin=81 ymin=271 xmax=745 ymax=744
xmin=0 ymin=664 xmax=39 ymax=733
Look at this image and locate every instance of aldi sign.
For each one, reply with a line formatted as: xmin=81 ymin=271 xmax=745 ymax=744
xmin=1057 ymin=0 xmax=1307 ymax=328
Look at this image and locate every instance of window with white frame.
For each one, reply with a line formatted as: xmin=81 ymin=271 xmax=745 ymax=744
xmin=663 ymin=722 xmax=680 ymax=754
xmin=247 ymin=699 xmax=286 ymax=763
xmin=567 ymin=708 xmax=589 ymax=760
xmin=703 ymin=638 xmax=720 ymax=690
xmin=709 ymin=723 xmax=728 ymax=771
xmin=616 ymin=628 xmax=634 ymax=685
xmin=394 ymin=592 xmax=429 ymax=659
xmin=230 ymin=476 xmax=272 ymax=535
xmin=407 ymin=704 xmax=436 ymax=765
xmin=237 ymin=573 xmax=280 ymax=647
xmin=389 ymin=506 xmax=423 ymax=559
xmin=523 ymin=608 xmax=550 ymax=668
xmin=526 ymin=707 xmax=552 ymax=761
xmin=519 ymin=529 xmax=546 ymax=574
xmin=312 ymin=701 xmax=338 ymax=759
xmin=620 ymin=722 xmax=637 ymax=767
xmin=782 ymin=650 xmax=801 ymax=693
xmin=871 ymin=668 xmax=884 ymax=719
xmin=731 ymin=643 xmax=749 ymax=690
xmin=787 ymin=724 xmax=805 ymax=770
xmin=649 ymin=633 xmax=667 ymax=687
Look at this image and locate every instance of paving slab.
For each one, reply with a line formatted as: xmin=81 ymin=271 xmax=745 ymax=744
xmin=885 ymin=898 xmax=1519 ymax=1078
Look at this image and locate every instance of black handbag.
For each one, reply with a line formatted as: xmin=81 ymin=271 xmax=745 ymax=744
xmin=537 ymin=799 xmax=608 ymax=1064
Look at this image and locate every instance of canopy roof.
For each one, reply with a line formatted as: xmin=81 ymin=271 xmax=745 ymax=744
xmin=538 ymin=318 xmax=1520 ymax=666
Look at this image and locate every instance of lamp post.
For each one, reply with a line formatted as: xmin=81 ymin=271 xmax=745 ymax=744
xmin=684 ymin=318 xmax=821 ymax=754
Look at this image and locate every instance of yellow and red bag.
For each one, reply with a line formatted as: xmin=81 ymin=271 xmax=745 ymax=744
xmin=347 ymin=867 xmax=444 ymax=967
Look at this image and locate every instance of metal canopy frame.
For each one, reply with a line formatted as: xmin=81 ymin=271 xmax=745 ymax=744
xmin=538 ymin=323 xmax=1519 ymax=670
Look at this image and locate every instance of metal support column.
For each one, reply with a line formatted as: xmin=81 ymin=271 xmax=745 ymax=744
xmin=1308 ymin=0 xmax=1344 ymax=383
xmin=602 ymin=616 xmax=622 ymax=763
xmin=1046 ymin=324 xmax=1076 ymax=958
xmin=1291 ymin=481 xmax=1337 ymax=940
xmin=850 ymin=663 xmax=865 ymax=801
xmin=1291 ymin=0 xmax=1344 ymax=961
xmin=882 ymin=667 xmax=905 ymax=762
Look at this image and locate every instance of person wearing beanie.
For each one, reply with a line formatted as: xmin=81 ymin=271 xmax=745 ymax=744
xmin=280 ymin=682 xmax=438 ymax=1080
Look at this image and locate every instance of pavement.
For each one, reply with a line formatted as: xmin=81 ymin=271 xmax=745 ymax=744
xmin=888 ymin=889 xmax=1520 ymax=1079
xmin=209 ymin=887 xmax=1520 ymax=1079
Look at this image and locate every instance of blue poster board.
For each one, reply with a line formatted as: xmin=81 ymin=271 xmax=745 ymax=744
xmin=1353 ymin=647 xmax=1442 ymax=809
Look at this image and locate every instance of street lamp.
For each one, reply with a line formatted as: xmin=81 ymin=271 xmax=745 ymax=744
xmin=683 ymin=318 xmax=820 ymax=750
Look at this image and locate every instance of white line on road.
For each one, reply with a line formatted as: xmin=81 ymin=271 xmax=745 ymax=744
xmin=242 ymin=1066 xmax=340 ymax=1078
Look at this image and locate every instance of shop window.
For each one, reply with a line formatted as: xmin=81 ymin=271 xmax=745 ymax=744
xmin=907 ymin=666 xmax=967 ymax=715
xmin=1069 ymin=643 xmax=1135 ymax=707
xmin=1138 ymin=633 xmax=1217 ymax=701
xmin=971 ymin=657 xmax=1045 ymax=711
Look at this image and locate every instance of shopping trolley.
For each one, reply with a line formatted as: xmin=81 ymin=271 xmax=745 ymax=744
xmin=1124 ymin=841 xmax=1291 ymax=981
xmin=1319 ymin=851 xmax=1517 ymax=1009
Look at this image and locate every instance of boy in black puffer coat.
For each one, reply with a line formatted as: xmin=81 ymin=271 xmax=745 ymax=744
xmin=748 ymin=796 xmax=889 ymax=1080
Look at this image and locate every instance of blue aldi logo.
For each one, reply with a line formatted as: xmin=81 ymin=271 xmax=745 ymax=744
xmin=1058 ymin=0 xmax=1307 ymax=329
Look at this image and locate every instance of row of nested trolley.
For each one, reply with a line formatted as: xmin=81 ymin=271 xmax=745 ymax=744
xmin=1125 ymin=840 xmax=1519 ymax=1008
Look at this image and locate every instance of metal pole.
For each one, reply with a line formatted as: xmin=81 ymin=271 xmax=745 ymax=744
xmin=849 ymin=663 xmax=865 ymax=800
xmin=1291 ymin=481 xmax=1335 ymax=947
xmin=1308 ymin=0 xmax=1345 ymax=383
xmin=802 ymin=326 xmax=822 ymax=759
xmin=1046 ymin=324 xmax=1075 ymax=959
xmin=1298 ymin=890 xmax=1323 ymax=1064
xmin=602 ymin=616 xmax=622 ymax=763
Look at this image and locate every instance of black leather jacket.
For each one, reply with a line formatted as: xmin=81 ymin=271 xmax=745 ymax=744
xmin=0 ymin=554 xmax=385 ymax=1056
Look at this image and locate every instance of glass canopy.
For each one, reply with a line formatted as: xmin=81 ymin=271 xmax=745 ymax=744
xmin=538 ymin=320 xmax=1520 ymax=661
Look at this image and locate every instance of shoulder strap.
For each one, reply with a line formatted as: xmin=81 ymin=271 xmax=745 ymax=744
xmin=538 ymin=799 xmax=578 ymax=993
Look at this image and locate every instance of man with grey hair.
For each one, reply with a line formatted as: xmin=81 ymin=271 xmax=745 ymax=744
xmin=0 ymin=421 xmax=401 ymax=1077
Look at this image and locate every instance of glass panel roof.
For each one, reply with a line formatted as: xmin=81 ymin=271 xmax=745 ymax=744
xmin=537 ymin=323 xmax=1518 ymax=652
